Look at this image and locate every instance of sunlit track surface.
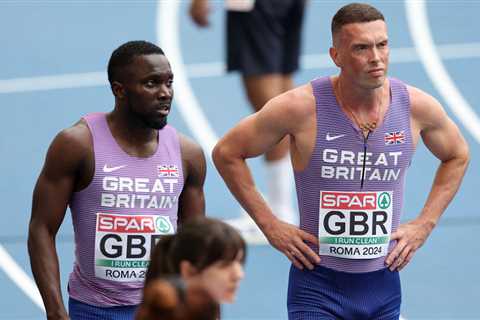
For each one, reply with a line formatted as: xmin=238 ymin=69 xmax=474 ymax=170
xmin=3 ymin=42 xmax=480 ymax=93
xmin=0 ymin=1 xmax=478 ymax=319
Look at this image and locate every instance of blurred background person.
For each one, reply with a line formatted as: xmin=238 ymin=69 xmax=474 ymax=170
xmin=189 ymin=0 xmax=307 ymax=226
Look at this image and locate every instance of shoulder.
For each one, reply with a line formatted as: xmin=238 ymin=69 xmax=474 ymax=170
xmin=178 ymin=133 xmax=206 ymax=179
xmin=42 ymin=119 xmax=92 ymax=177
xmin=260 ymin=84 xmax=315 ymax=124
xmin=407 ymin=84 xmax=438 ymax=109
xmin=270 ymin=84 xmax=314 ymax=112
xmin=406 ymin=84 xmax=447 ymax=130
xmin=178 ymin=133 xmax=205 ymax=162
xmin=50 ymin=119 xmax=91 ymax=155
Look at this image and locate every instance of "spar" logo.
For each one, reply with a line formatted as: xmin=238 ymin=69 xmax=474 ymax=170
xmin=321 ymin=191 xmax=391 ymax=210
xmin=97 ymin=214 xmax=172 ymax=233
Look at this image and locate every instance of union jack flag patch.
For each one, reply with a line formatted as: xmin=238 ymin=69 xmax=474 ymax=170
xmin=384 ymin=131 xmax=405 ymax=145
xmin=157 ymin=165 xmax=179 ymax=177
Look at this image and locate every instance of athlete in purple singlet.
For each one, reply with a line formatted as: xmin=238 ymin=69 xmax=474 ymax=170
xmin=28 ymin=41 xmax=207 ymax=320
xmin=213 ymin=3 xmax=469 ymax=319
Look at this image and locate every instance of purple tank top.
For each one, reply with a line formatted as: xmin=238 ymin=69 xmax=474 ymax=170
xmin=68 ymin=112 xmax=184 ymax=306
xmin=294 ymin=77 xmax=415 ymax=273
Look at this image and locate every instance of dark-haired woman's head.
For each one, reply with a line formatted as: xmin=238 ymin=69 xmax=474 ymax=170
xmin=136 ymin=277 xmax=219 ymax=320
xmin=146 ymin=217 xmax=246 ymax=303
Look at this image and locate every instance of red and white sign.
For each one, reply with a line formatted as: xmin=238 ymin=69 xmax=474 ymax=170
xmin=321 ymin=191 xmax=377 ymax=210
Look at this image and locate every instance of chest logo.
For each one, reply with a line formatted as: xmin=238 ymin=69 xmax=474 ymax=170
xmin=384 ymin=131 xmax=405 ymax=145
xmin=103 ymin=164 xmax=127 ymax=173
xmin=326 ymin=133 xmax=346 ymax=141
xmin=157 ymin=165 xmax=179 ymax=178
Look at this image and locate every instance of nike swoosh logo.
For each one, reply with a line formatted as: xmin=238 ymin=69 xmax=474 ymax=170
xmin=103 ymin=164 xmax=127 ymax=173
xmin=326 ymin=133 xmax=346 ymax=141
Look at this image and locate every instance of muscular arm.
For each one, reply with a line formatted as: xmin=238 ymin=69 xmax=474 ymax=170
xmin=213 ymin=87 xmax=320 ymax=269
xmin=413 ymin=89 xmax=469 ymax=227
xmin=387 ymin=87 xmax=469 ymax=270
xmin=177 ymin=134 xmax=206 ymax=224
xmin=28 ymin=123 xmax=90 ymax=319
xmin=213 ymin=103 xmax=290 ymax=228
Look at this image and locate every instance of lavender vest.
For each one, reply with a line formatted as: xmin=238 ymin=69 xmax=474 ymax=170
xmin=68 ymin=113 xmax=184 ymax=306
xmin=294 ymin=77 xmax=415 ymax=273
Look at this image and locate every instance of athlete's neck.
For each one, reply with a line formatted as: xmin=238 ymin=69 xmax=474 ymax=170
xmin=109 ymin=107 xmax=157 ymax=141
xmin=335 ymin=75 xmax=389 ymax=113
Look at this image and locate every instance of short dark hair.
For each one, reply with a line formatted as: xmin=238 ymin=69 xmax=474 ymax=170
xmin=137 ymin=277 xmax=219 ymax=320
xmin=331 ymin=3 xmax=385 ymax=36
xmin=145 ymin=217 xmax=247 ymax=285
xmin=107 ymin=40 xmax=165 ymax=84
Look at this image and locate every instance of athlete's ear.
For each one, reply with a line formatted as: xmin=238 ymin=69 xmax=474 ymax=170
xmin=179 ymin=260 xmax=198 ymax=279
xmin=111 ymin=81 xmax=126 ymax=99
xmin=330 ymin=46 xmax=342 ymax=68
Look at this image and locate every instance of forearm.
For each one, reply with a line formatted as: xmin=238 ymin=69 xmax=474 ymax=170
xmin=213 ymin=152 xmax=277 ymax=230
xmin=386 ymin=155 xmax=468 ymax=271
xmin=417 ymin=155 xmax=469 ymax=229
xmin=28 ymin=228 xmax=68 ymax=319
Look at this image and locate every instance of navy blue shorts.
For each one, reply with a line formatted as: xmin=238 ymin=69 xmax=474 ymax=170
xmin=287 ymin=265 xmax=401 ymax=320
xmin=226 ymin=0 xmax=306 ymax=76
xmin=69 ymin=298 xmax=138 ymax=320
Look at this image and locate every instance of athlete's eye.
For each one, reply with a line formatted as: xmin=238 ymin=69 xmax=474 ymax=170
xmin=377 ymin=41 xmax=388 ymax=49
xmin=145 ymin=80 xmax=157 ymax=88
xmin=354 ymin=45 xmax=368 ymax=51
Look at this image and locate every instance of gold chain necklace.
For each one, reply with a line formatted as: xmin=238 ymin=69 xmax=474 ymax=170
xmin=336 ymin=80 xmax=381 ymax=134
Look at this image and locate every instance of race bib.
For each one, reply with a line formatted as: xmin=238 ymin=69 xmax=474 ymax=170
xmin=94 ymin=213 xmax=174 ymax=282
xmin=318 ymin=191 xmax=393 ymax=259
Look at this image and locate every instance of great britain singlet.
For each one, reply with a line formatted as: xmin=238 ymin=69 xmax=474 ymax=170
xmin=68 ymin=112 xmax=184 ymax=306
xmin=294 ymin=77 xmax=415 ymax=273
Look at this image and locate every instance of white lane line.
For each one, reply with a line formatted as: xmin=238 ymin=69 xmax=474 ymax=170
xmin=405 ymin=0 xmax=480 ymax=144
xmin=156 ymin=0 xmax=218 ymax=157
xmin=0 ymin=71 xmax=106 ymax=94
xmin=186 ymin=61 xmax=225 ymax=78
xmin=3 ymin=42 xmax=480 ymax=94
xmin=0 ymin=245 xmax=45 ymax=312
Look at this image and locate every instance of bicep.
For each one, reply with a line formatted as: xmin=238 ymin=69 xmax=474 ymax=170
xmin=178 ymin=136 xmax=207 ymax=222
xmin=30 ymin=131 xmax=85 ymax=235
xmin=178 ymin=184 xmax=205 ymax=223
xmin=30 ymin=171 xmax=73 ymax=234
xmin=219 ymin=101 xmax=293 ymax=159
xmin=417 ymin=96 xmax=467 ymax=162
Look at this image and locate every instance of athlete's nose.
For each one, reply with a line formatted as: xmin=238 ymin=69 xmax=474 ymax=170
xmin=158 ymin=84 xmax=172 ymax=100
xmin=369 ymin=47 xmax=381 ymax=64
